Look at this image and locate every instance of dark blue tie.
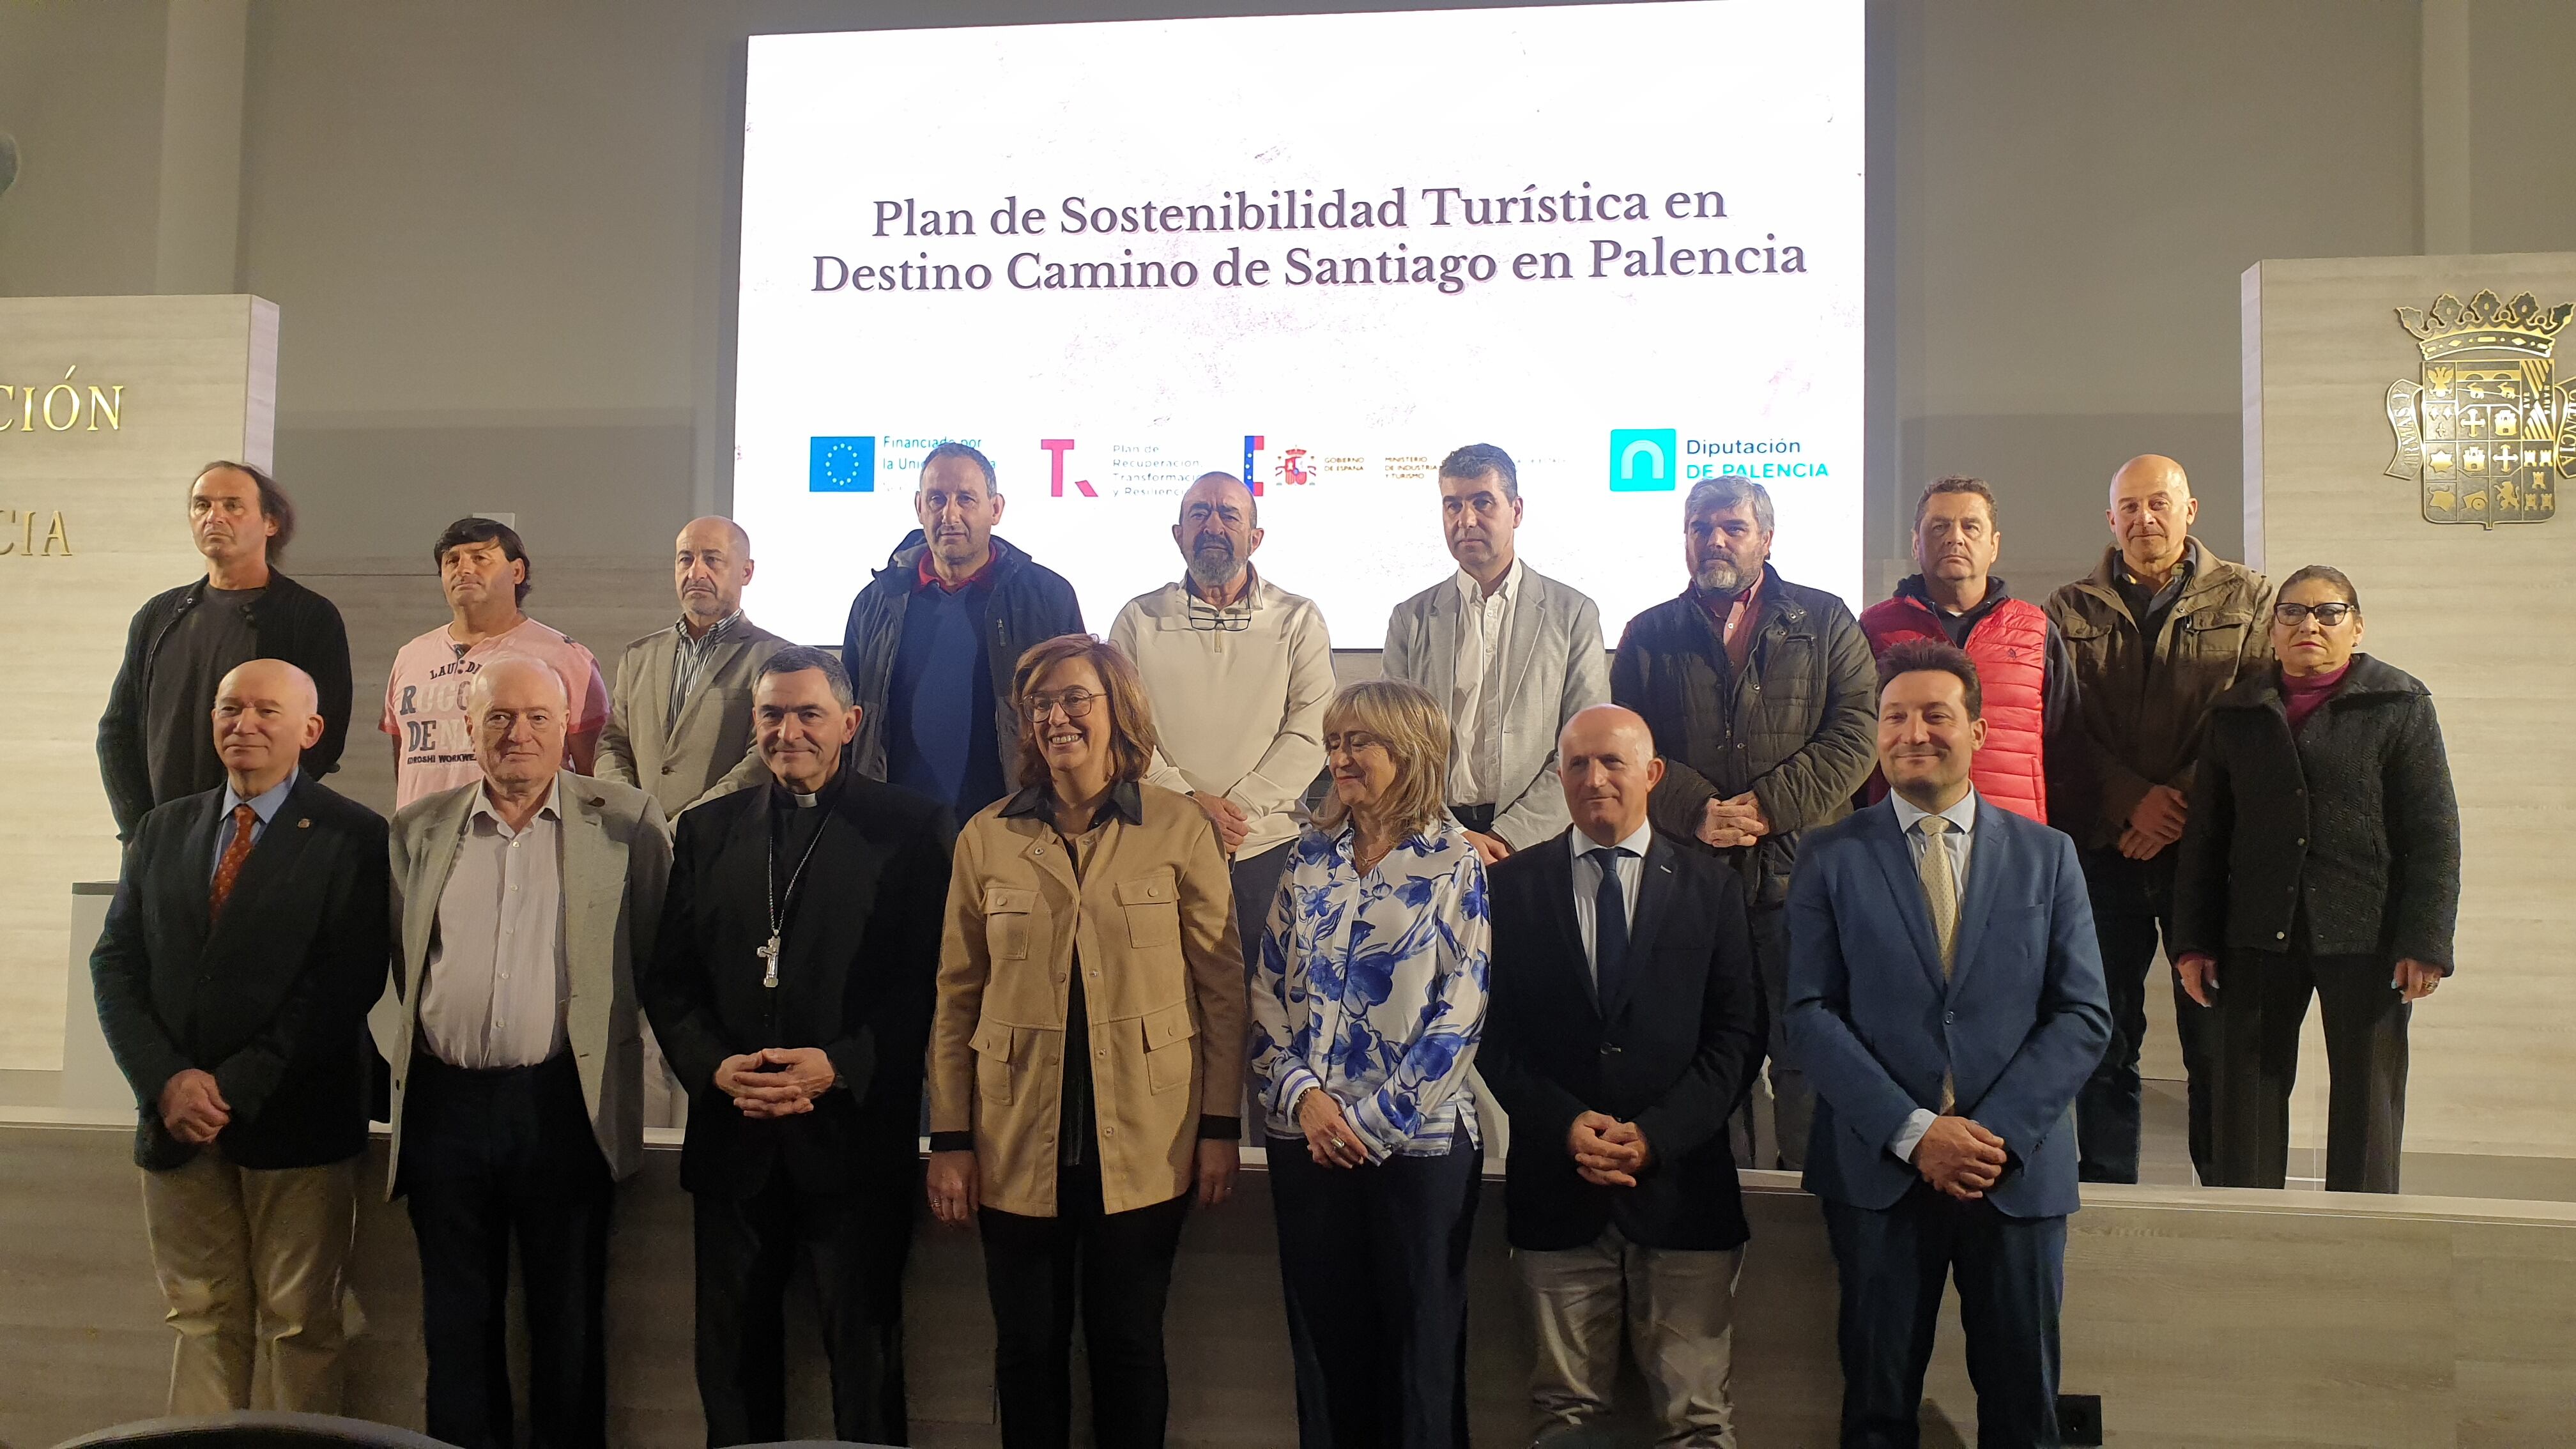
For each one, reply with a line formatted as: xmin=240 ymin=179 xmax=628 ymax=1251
xmin=1591 ymin=845 xmax=1634 ymax=1006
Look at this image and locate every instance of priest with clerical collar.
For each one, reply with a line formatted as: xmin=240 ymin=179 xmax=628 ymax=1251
xmin=641 ymin=644 xmax=957 ymax=1448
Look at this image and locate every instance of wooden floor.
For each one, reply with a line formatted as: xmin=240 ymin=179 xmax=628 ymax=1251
xmin=3 ymin=1121 xmax=2570 ymax=1448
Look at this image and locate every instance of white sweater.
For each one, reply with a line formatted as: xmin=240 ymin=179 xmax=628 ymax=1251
xmin=1108 ymin=570 xmax=1335 ymax=859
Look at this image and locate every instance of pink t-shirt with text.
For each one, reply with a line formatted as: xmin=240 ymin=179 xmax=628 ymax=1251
xmin=380 ymin=617 xmax=611 ymax=810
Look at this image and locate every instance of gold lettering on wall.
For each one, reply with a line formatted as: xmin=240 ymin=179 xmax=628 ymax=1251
xmin=0 ymin=368 xmax=125 ymax=434
xmin=0 ymin=509 xmax=74 ymax=556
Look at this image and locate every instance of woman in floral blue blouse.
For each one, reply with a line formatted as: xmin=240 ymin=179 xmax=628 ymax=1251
xmin=1250 ymin=677 xmax=1493 ymax=1449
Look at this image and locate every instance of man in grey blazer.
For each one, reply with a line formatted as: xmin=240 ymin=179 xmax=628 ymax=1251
xmin=597 ymin=515 xmax=788 ymax=824
xmin=385 ymin=656 xmax=671 ymax=1449
xmin=1383 ymin=443 xmax=1611 ymax=863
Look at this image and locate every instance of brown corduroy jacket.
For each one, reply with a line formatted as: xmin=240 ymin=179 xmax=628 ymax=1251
xmin=928 ymin=779 xmax=1246 ymax=1217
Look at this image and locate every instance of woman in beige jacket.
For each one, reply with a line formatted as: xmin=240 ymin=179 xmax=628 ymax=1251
xmin=925 ymin=633 xmax=1246 ymax=1449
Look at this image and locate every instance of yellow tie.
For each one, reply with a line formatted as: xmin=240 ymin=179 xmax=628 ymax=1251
xmin=1917 ymin=816 xmax=1959 ymax=975
xmin=1918 ymin=816 xmax=1959 ymax=1112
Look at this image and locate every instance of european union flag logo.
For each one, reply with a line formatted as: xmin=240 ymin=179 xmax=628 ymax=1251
xmin=810 ymin=436 xmax=876 ymax=492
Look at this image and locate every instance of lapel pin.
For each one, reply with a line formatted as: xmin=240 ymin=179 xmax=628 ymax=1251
xmin=296 ymin=818 xmax=312 ymax=829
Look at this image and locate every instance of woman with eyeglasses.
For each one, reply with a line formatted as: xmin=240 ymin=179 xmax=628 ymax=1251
xmin=924 ymin=634 xmax=1246 ymax=1449
xmin=1250 ymin=678 xmax=1492 ymax=1449
xmin=2170 ymin=565 xmax=2460 ymax=1192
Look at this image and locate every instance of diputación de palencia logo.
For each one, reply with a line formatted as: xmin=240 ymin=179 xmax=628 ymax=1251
xmin=806 ymin=183 xmax=1815 ymax=298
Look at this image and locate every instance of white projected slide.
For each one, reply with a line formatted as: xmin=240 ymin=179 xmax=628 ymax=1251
xmin=733 ymin=1 xmax=1864 ymax=647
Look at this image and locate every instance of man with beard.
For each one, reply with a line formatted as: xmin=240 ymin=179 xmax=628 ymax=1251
xmin=1109 ymin=470 xmax=1335 ymax=962
xmin=839 ymin=443 xmax=1084 ymax=822
xmin=643 ymin=647 xmax=954 ymax=1446
xmin=1382 ymin=443 xmax=1611 ymax=867
xmin=1611 ymin=475 xmax=1877 ymax=1170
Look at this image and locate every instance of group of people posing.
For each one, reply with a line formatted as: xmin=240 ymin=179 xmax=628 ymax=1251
xmin=89 ymin=440 xmax=2460 ymax=1449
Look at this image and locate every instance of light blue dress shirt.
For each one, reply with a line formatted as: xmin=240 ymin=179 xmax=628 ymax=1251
xmin=1885 ymin=788 xmax=1978 ymax=1165
xmin=210 ymin=769 xmax=300 ymax=879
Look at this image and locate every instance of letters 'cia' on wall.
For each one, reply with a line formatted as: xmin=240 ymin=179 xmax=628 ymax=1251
xmin=0 ymin=509 xmax=73 ymax=555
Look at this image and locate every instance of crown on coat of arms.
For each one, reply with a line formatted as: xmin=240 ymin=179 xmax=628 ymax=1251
xmin=2396 ymin=289 xmax=2573 ymax=361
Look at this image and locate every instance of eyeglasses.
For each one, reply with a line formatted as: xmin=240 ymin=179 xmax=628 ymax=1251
xmin=1023 ymin=688 xmax=1099 ymax=723
xmin=2274 ymin=601 xmax=2357 ymax=627
xmin=1184 ymin=595 xmax=1250 ymax=632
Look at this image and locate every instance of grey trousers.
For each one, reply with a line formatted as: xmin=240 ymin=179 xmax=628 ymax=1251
xmin=1516 ymin=1226 xmax=1743 ymax=1448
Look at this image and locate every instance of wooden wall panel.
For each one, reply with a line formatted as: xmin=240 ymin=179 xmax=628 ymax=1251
xmin=5 ymin=1128 xmax=2572 ymax=1448
xmin=0 ymin=296 xmax=275 ymax=1073
xmin=2242 ymin=256 xmax=2576 ymax=1164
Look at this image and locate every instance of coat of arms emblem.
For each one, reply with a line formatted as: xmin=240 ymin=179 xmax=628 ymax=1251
xmin=2383 ymin=289 xmax=2572 ymax=527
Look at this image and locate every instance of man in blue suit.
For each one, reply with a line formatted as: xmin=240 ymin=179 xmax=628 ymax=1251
xmin=1786 ymin=638 xmax=2111 ymax=1448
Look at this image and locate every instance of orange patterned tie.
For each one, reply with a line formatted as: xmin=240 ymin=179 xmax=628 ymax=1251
xmin=210 ymin=804 xmax=259 ymax=919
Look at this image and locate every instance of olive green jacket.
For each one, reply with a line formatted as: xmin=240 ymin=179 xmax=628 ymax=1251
xmin=2044 ymin=542 xmax=2273 ymax=852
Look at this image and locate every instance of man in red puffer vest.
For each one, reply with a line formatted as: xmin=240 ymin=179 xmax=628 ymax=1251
xmin=1858 ymin=476 xmax=2076 ymax=823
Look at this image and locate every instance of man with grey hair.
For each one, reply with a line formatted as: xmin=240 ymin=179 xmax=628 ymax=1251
xmin=1612 ymin=474 xmax=1877 ymax=1170
xmin=385 ymin=655 xmax=671 ymax=1449
xmin=1109 ymin=471 xmax=1334 ymax=956
xmin=645 ymin=645 xmax=955 ymax=1446
xmin=1383 ymin=443 xmax=1610 ymax=866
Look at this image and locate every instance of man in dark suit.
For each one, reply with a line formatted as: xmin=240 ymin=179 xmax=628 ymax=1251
xmin=1480 ymin=703 xmax=1765 ymax=1446
xmin=92 ymin=658 xmax=389 ymax=1415
xmin=643 ymin=645 xmax=955 ymax=1448
xmin=1786 ymin=639 xmax=2111 ymax=1448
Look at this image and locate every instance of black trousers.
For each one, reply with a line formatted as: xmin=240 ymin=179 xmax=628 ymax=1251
xmin=2074 ymin=849 xmax=2216 ymax=1183
xmin=977 ymin=1164 xmax=1191 ymax=1449
xmin=400 ymin=1052 xmax=613 ymax=1449
xmin=691 ymin=1164 xmax=915 ymax=1447
xmin=1724 ymin=902 xmax=1805 ymax=1170
xmin=1821 ymin=1186 xmax=2066 ymax=1449
xmin=2209 ymin=944 xmax=2410 ymax=1193
xmin=1268 ymin=1130 xmax=1480 ymax=1449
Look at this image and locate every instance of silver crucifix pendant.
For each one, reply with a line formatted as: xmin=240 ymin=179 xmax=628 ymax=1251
xmin=758 ymin=934 xmax=781 ymax=988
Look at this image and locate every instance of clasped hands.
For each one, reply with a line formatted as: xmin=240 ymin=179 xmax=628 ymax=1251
xmin=159 ymin=1068 xmax=231 ymax=1146
xmin=1567 ymin=1109 xmax=1652 ymax=1188
xmin=714 ymin=1046 xmax=837 ymax=1119
xmin=1696 ymin=793 xmax=1770 ymax=850
xmin=1912 ymin=1114 xmax=2007 ymax=1200
xmin=2118 ymin=784 xmax=2188 ymax=860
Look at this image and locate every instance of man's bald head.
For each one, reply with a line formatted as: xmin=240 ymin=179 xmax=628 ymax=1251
xmin=1558 ymin=704 xmax=1664 ymax=847
xmin=469 ymin=656 xmax=570 ymax=714
xmin=211 ymin=659 xmax=324 ymax=794
xmin=2110 ymin=454 xmax=2190 ymax=505
xmin=218 ymin=658 xmax=319 ymax=716
xmin=2106 ymin=454 xmax=2198 ymax=579
xmin=675 ymin=515 xmax=755 ymax=627
xmin=1560 ymin=703 xmax=1654 ymax=762
xmin=470 ymin=656 xmax=571 ymax=791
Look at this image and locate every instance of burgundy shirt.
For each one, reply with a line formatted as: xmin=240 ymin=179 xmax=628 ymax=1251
xmin=2282 ymin=661 xmax=2350 ymax=735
